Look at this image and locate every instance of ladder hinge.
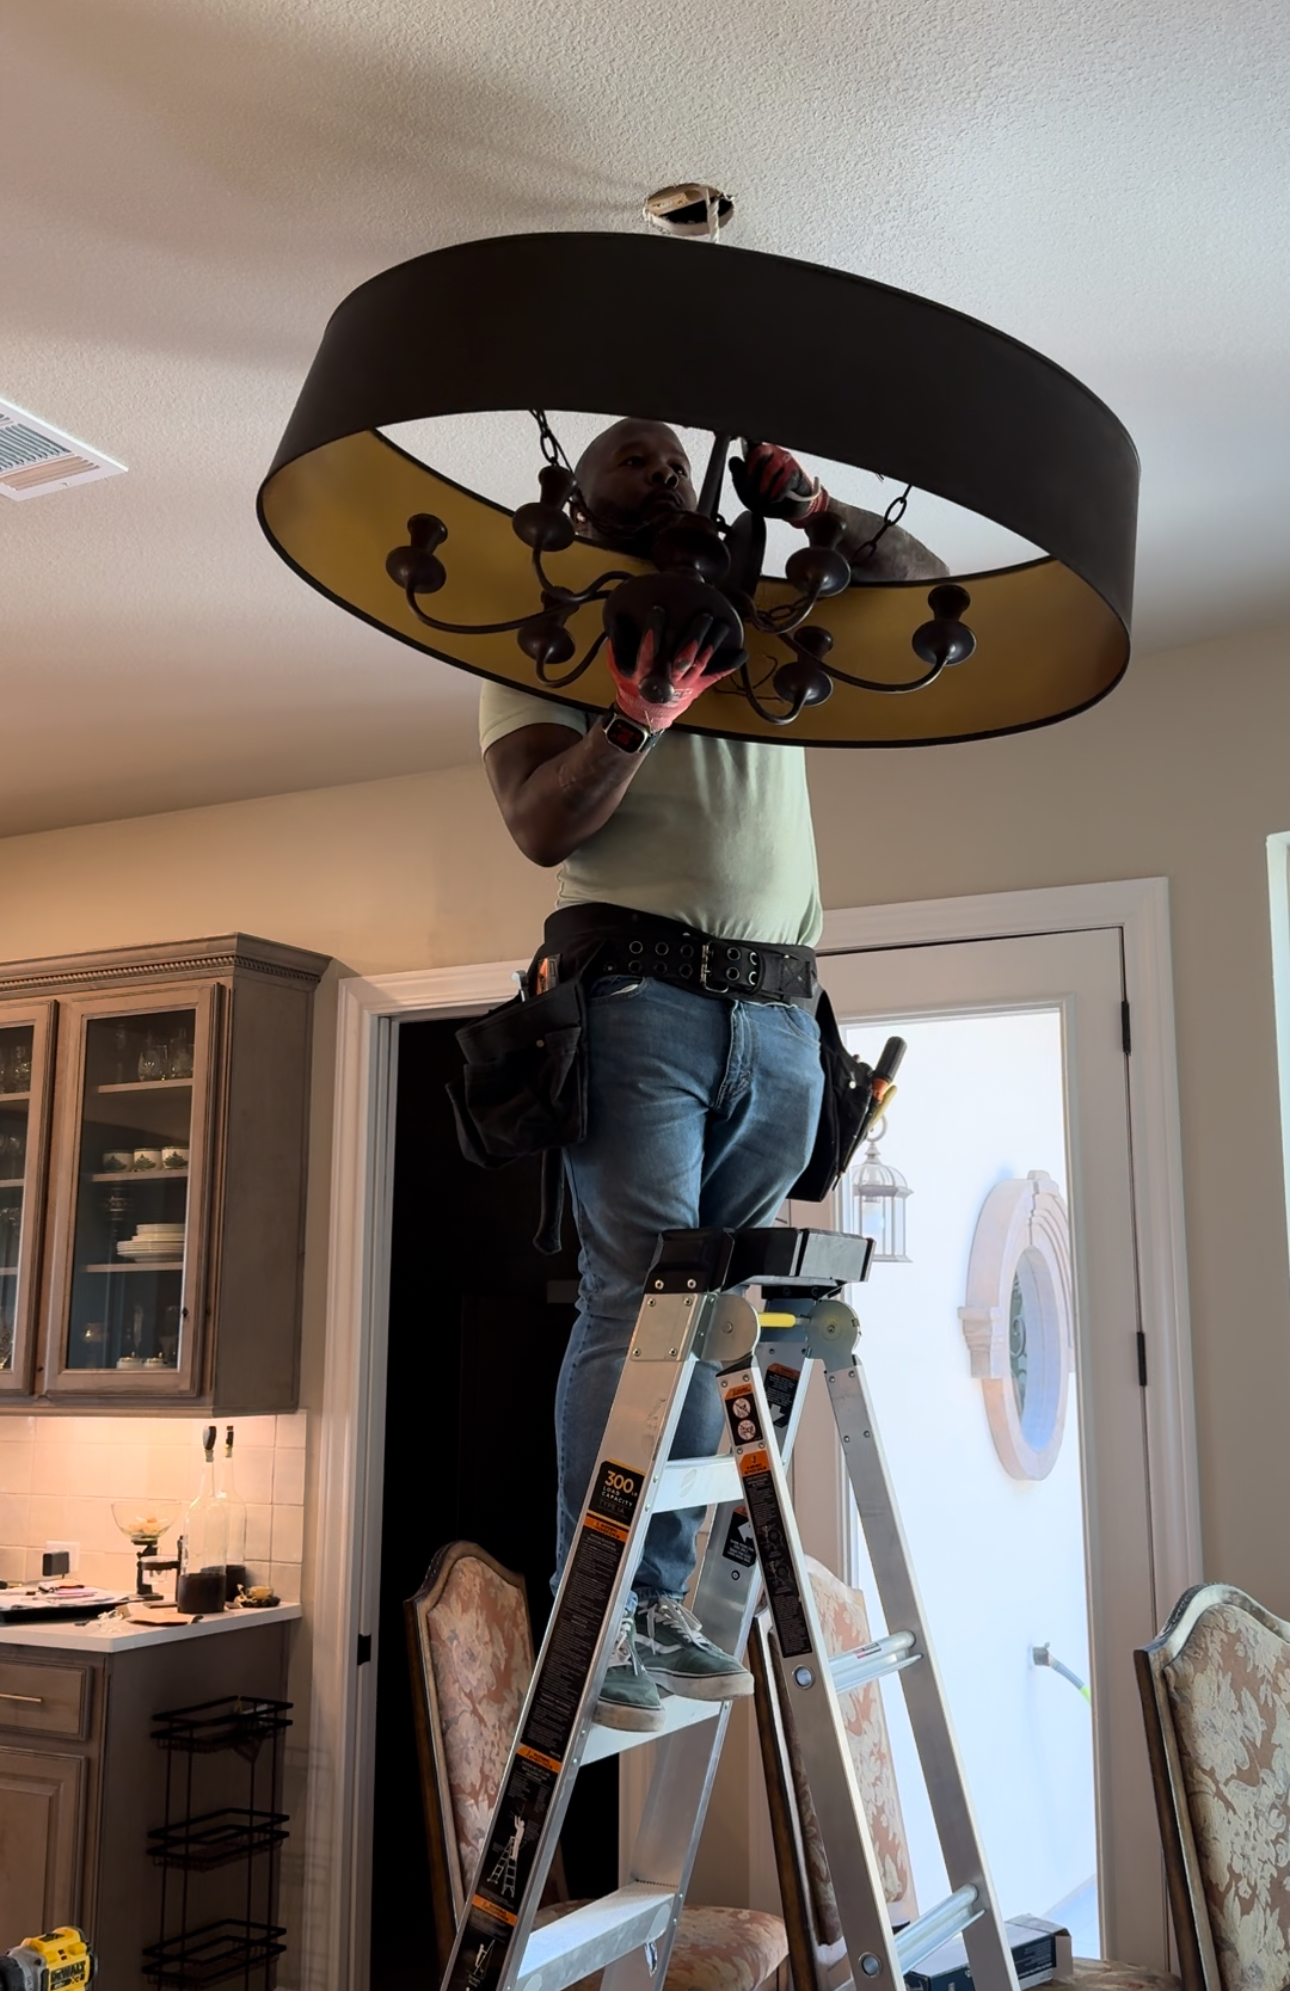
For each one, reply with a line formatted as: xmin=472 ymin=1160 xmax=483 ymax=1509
xmin=356 ymin=1632 xmax=372 ymax=1665
xmin=1121 ymin=1000 xmax=1132 ymax=1055
xmin=1136 ymin=1330 xmax=1148 ymax=1387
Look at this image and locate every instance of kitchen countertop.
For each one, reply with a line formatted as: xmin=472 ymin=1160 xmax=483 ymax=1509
xmin=0 ymin=1601 xmax=301 ymax=1653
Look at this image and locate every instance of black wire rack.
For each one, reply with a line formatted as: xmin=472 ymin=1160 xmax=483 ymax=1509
xmin=142 ymin=1921 xmax=287 ymax=1989
xmin=151 ymin=1696 xmax=293 ymax=1756
xmin=149 ymin=1809 xmax=291 ymax=1872
xmin=145 ymin=1695 xmax=293 ymax=1989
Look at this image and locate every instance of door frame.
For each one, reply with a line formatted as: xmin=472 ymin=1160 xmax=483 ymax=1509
xmin=300 ymin=880 xmax=1198 ymax=1991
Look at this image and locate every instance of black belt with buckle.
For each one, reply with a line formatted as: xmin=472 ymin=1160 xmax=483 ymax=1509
xmin=541 ymin=903 xmax=819 ymax=1010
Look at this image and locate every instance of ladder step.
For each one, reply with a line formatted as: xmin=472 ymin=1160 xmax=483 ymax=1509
xmin=656 ymin=1456 xmax=741 ymax=1512
xmin=894 ymin=1887 xmax=981 ymax=1974
xmin=518 ymin=1883 xmax=680 ymax=1991
xmin=582 ymin=1693 xmax=723 ymax=1765
xmin=829 ymin=1631 xmax=919 ymax=1695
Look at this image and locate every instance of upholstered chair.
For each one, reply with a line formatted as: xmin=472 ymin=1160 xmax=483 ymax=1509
xmin=1136 ymin=1582 xmax=1290 ymax=1991
xmin=406 ymin=1541 xmax=790 ymax=1991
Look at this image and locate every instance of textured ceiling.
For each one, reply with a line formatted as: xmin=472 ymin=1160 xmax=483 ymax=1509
xmin=1 ymin=0 xmax=1287 ymax=836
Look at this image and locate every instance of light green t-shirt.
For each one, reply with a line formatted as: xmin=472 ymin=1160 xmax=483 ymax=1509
xmin=480 ymin=682 xmax=822 ymax=948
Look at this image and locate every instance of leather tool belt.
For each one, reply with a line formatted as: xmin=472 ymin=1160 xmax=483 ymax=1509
xmin=539 ymin=903 xmax=820 ymax=1011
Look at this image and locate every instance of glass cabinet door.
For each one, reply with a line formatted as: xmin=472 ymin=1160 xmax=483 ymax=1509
xmin=0 ymin=1004 xmax=54 ymax=1394
xmin=44 ymin=985 xmax=217 ymax=1397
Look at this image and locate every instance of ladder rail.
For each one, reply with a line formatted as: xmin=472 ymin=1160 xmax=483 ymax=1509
xmin=718 ymin=1354 xmax=910 ymax=1987
xmin=441 ymin=1288 xmax=735 ymax=1991
xmin=815 ymin=1300 xmax=1019 ymax=1991
xmin=602 ymin=1327 xmax=819 ymax=1991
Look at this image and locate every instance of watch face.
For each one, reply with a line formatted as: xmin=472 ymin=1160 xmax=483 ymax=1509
xmin=604 ymin=712 xmax=650 ymax=753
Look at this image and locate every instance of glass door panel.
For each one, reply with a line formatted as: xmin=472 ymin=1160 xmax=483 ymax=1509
xmin=46 ymin=985 xmax=216 ymax=1397
xmin=0 ymin=1006 xmax=54 ymax=1393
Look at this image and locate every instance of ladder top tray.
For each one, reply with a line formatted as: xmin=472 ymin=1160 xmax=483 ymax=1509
xmin=651 ymin=1226 xmax=873 ymax=1294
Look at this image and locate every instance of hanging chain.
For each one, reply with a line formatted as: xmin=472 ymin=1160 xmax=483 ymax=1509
xmin=529 ymin=409 xmax=573 ymax=471
xmin=849 ymin=482 xmax=913 ymax=568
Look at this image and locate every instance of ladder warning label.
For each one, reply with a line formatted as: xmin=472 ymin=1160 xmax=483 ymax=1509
xmin=445 ymin=1455 xmax=646 ymax=1991
xmin=743 ymin=1465 xmax=812 ymax=1657
xmin=722 ymin=1382 xmax=763 ymax=1450
xmin=763 ymin=1362 xmax=800 ymax=1428
xmin=722 ymin=1505 xmax=757 ymax=1568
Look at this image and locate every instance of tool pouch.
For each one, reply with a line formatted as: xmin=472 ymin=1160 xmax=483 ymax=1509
xmin=789 ymin=988 xmax=876 ymax=1202
xmin=445 ymin=978 xmax=588 ymax=1253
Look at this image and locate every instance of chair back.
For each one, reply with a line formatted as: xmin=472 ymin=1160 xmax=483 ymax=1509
xmin=406 ymin=1542 xmax=536 ymax=1971
xmin=1136 ymin=1582 xmax=1290 ymax=1991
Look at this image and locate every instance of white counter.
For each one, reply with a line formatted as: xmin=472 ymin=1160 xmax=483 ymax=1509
xmin=0 ymin=1601 xmax=301 ymax=1654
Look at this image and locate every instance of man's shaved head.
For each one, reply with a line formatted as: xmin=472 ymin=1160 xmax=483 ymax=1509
xmin=570 ymin=418 xmax=697 ymax=553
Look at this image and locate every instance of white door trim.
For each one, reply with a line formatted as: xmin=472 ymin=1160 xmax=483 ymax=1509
xmin=301 ymin=881 xmax=1198 ymax=1991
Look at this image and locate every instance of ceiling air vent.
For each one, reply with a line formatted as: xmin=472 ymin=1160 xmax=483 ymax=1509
xmin=0 ymin=397 xmax=125 ymax=501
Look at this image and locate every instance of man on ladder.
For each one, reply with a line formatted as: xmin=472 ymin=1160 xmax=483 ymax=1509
xmin=479 ymin=418 xmax=944 ymax=1729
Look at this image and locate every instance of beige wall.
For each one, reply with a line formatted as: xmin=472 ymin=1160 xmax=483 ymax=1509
xmin=2 ymin=620 xmax=1289 ymax=1623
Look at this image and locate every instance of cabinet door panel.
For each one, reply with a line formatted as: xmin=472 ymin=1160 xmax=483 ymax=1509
xmin=0 ymin=1001 xmax=55 ymax=1396
xmin=41 ymin=983 xmax=220 ymax=1399
xmin=0 ymin=1746 xmax=85 ymax=1944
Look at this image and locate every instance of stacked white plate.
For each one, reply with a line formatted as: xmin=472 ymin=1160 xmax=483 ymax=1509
xmin=117 ymin=1222 xmax=186 ymax=1262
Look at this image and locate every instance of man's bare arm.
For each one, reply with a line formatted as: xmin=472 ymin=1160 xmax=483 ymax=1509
xmin=484 ymin=721 xmax=648 ymax=868
xmin=825 ymin=501 xmax=949 ymax=582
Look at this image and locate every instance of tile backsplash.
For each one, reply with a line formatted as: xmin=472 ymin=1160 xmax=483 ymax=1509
xmin=0 ymin=1411 xmax=306 ymax=1601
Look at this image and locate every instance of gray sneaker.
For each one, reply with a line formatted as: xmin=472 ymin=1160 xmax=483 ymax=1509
xmin=594 ymin=1612 xmax=666 ymax=1732
xmin=634 ymin=1598 xmax=754 ymax=1701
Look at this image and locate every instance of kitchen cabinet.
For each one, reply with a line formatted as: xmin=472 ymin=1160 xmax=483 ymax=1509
xmin=0 ymin=935 xmax=328 ymax=1411
xmin=0 ymin=1608 xmax=298 ymax=1981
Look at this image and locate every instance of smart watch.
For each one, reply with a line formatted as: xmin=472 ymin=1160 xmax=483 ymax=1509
xmin=601 ymin=704 xmax=656 ymax=756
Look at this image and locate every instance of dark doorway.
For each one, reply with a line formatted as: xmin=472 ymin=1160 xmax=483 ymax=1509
xmin=371 ymin=1015 xmax=618 ymax=1961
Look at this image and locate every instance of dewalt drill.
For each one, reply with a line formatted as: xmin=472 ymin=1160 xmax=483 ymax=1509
xmin=0 ymin=1929 xmax=95 ymax=1990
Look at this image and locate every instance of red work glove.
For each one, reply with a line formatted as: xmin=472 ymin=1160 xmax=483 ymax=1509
xmin=729 ymin=441 xmax=830 ymax=525
xmin=608 ymin=625 xmax=736 ymax=729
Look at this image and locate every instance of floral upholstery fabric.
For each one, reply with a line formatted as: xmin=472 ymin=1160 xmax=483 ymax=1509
xmin=1162 ymin=1600 xmax=1290 ymax=1991
xmin=539 ymin=1901 xmax=788 ymax=1991
xmin=423 ymin=1551 xmax=535 ymax=1890
xmin=1065 ymin=1963 xmax=1179 ymax=1991
xmin=781 ymin=1559 xmax=917 ymax=1950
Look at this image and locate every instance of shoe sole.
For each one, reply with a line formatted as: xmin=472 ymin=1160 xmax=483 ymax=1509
xmin=593 ymin=1697 xmax=667 ymax=1732
xmin=643 ymin=1667 xmax=754 ymax=1701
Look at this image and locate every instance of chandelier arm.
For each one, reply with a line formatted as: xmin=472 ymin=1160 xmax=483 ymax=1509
xmin=403 ymin=590 xmax=537 ymax=637
xmin=736 ymin=662 xmax=805 ymax=727
xmin=533 ymin=631 xmax=608 ymax=690
xmin=822 ymin=658 xmax=949 ymax=695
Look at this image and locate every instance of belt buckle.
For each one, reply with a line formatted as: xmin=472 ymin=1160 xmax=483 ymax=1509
xmin=698 ymin=942 xmax=760 ymax=993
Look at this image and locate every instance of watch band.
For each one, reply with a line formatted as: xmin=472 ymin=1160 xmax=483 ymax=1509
xmin=601 ymin=704 xmax=656 ymax=756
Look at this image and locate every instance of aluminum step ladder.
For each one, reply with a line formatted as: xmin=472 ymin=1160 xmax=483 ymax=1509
xmin=439 ymin=1223 xmax=1020 ymax=1991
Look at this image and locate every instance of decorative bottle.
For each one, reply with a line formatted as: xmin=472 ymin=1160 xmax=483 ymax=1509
xmin=218 ymin=1424 xmax=249 ymax=1601
xmin=177 ymin=1424 xmax=228 ymax=1614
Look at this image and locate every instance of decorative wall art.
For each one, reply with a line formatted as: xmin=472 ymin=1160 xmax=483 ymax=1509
xmin=958 ymin=1171 xmax=1075 ymax=1481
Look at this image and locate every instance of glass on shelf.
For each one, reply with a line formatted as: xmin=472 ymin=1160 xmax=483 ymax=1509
xmin=63 ymin=1008 xmax=197 ymax=1374
xmin=0 ymin=1026 xmax=34 ymax=1097
xmin=0 ymin=1027 xmax=34 ymax=1341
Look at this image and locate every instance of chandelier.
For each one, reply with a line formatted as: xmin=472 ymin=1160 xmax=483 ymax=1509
xmin=258 ymin=230 xmax=1138 ymax=748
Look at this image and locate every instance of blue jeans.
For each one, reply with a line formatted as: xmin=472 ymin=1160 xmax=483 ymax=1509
xmin=556 ymin=976 xmax=824 ymax=1601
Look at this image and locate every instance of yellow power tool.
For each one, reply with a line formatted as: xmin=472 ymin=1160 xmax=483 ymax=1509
xmin=0 ymin=1930 xmax=95 ymax=1991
